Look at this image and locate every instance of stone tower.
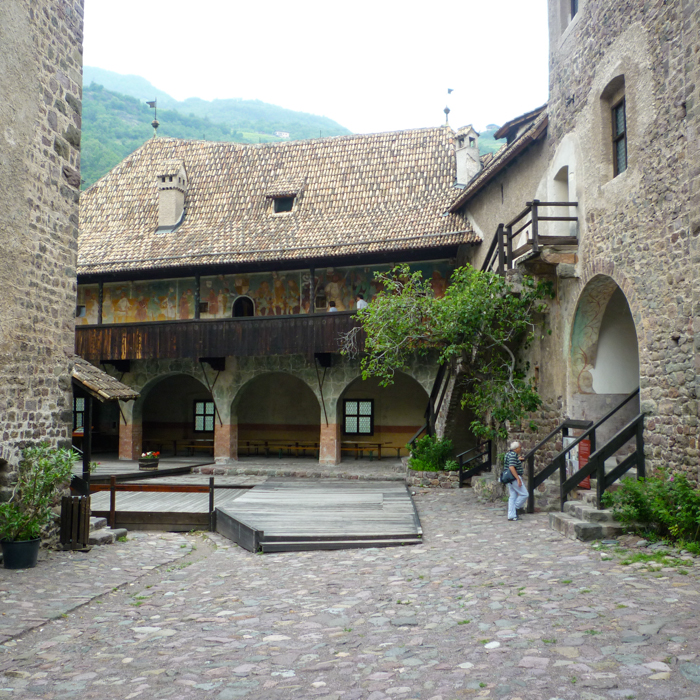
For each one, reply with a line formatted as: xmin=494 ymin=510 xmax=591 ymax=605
xmin=0 ymin=1 xmax=84 ymax=470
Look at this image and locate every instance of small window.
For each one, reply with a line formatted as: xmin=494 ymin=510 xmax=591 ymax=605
xmin=273 ymin=196 xmax=295 ymax=213
xmin=194 ymin=400 xmax=215 ymax=432
xmin=74 ymin=396 xmax=85 ymax=431
xmin=76 ymin=305 xmax=86 ymax=318
xmin=344 ymin=399 xmax=374 ymax=436
xmin=468 ymin=137 xmax=476 ymax=148
xmin=232 ymin=296 xmax=254 ymax=317
xmin=571 ymin=0 xmax=578 ymax=18
xmin=612 ymin=99 xmax=627 ymax=176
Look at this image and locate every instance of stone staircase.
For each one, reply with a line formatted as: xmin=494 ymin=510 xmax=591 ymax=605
xmin=88 ymin=516 xmax=127 ymax=546
xmin=549 ymin=455 xmax=635 ymax=541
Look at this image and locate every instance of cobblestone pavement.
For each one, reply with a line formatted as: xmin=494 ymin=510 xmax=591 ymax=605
xmin=1 ymin=488 xmax=700 ymax=700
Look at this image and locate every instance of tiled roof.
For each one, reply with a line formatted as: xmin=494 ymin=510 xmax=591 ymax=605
xmin=157 ymin=159 xmax=185 ymax=178
xmin=448 ymin=110 xmax=548 ymax=212
xmin=72 ymin=356 xmax=140 ymax=401
xmin=79 ymin=128 xmax=477 ymax=275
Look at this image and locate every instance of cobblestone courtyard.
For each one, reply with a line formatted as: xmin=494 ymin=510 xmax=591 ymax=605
xmin=1 ymin=487 xmax=699 ymax=700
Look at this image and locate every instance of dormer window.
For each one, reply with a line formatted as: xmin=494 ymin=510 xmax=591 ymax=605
xmin=274 ymin=196 xmax=295 ymax=213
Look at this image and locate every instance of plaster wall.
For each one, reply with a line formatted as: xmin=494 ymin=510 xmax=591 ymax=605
xmin=463 ymin=139 xmax=549 ymax=272
xmin=0 ymin=1 xmax=84 ymax=471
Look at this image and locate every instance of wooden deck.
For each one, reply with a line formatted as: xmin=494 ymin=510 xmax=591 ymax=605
xmin=89 ymin=477 xmax=422 ymax=553
xmin=216 ymin=479 xmax=422 ymax=553
xmin=76 ymin=456 xmax=214 ymax=484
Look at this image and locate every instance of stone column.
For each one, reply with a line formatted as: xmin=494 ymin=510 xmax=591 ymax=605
xmin=215 ymin=421 xmax=238 ymax=463
xmin=319 ymin=423 xmax=341 ymax=465
xmin=119 ymin=420 xmax=142 ymax=461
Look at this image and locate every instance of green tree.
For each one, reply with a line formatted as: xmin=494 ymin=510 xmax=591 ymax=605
xmin=340 ymin=265 xmax=552 ymax=441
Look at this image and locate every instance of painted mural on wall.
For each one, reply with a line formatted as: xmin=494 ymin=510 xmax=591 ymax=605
xmin=570 ymin=275 xmax=619 ymax=394
xmin=77 ymin=261 xmax=452 ymax=324
xmin=76 ymin=284 xmax=99 ymax=325
xmin=101 ymin=279 xmax=198 ymax=324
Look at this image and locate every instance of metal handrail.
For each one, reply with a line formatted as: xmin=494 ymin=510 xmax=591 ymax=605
xmin=457 ymin=440 xmax=492 ymax=487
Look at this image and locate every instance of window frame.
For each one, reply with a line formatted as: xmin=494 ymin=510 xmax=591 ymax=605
xmin=73 ymin=396 xmax=85 ymax=432
xmin=343 ymin=398 xmax=375 ymax=436
xmin=612 ymin=97 xmax=627 ymax=177
xmin=273 ymin=196 xmax=295 ymax=213
xmin=193 ymin=400 xmax=216 ymax=433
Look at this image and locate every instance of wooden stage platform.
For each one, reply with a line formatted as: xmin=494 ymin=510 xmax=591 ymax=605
xmin=90 ymin=478 xmax=422 ymax=553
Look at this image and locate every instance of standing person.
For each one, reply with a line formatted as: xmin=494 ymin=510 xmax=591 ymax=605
xmin=505 ymin=441 xmax=527 ymax=521
xmin=356 ymin=293 xmax=368 ymax=310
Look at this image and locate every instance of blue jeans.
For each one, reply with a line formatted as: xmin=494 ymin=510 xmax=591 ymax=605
xmin=508 ymin=479 xmax=528 ymax=519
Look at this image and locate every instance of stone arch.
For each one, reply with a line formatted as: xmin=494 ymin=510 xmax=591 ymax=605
xmin=569 ymin=271 xmax=640 ymax=435
xmin=335 ymin=370 xmax=429 ymax=456
xmin=231 ymin=371 xmax=322 ymax=454
xmin=139 ymin=373 xmax=214 ymax=453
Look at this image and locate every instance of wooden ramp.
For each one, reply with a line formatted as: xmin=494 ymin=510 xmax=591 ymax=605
xmin=215 ymin=478 xmax=422 ymax=553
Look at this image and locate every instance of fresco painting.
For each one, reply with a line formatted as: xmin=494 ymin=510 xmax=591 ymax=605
xmin=102 ymin=279 xmax=197 ymax=324
xmin=79 ymin=261 xmax=452 ymax=324
xmin=313 ymin=261 xmax=450 ymax=311
xmin=76 ymin=284 xmax=99 ymax=325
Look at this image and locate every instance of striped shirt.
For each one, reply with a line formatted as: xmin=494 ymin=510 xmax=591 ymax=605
xmin=504 ymin=450 xmax=523 ymax=476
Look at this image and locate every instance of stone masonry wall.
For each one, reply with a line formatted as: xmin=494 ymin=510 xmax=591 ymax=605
xmin=0 ymin=1 xmax=84 ymax=480
xmin=539 ymin=0 xmax=700 ymax=480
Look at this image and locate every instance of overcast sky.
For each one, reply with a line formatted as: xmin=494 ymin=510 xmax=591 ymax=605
xmin=83 ymin=0 xmax=549 ymax=134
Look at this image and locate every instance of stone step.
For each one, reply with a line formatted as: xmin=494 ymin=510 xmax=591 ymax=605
xmin=549 ymin=511 xmax=624 ymax=542
xmin=89 ymin=516 xmax=107 ymax=531
xmin=563 ymin=500 xmax=618 ymax=523
xmin=88 ymin=527 xmax=127 ymax=546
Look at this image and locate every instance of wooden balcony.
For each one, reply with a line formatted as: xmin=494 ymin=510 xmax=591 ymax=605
xmin=481 ymin=200 xmax=579 ymax=275
xmin=75 ymin=310 xmax=362 ymax=362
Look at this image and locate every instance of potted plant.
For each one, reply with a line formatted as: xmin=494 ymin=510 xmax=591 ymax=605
xmin=138 ymin=451 xmax=160 ymax=471
xmin=0 ymin=443 xmax=76 ymax=569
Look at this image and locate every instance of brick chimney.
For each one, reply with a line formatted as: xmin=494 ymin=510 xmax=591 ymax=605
xmin=156 ymin=160 xmax=187 ymax=231
xmin=455 ymin=126 xmax=481 ymax=186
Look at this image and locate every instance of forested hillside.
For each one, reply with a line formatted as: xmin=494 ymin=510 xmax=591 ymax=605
xmin=80 ymin=67 xmax=504 ymax=189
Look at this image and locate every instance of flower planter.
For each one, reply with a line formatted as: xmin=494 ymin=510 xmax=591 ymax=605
xmin=138 ymin=459 xmax=159 ymax=471
xmin=1 ymin=538 xmax=41 ymax=569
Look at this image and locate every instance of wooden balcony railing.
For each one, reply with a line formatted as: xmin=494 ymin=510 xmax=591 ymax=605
xmin=75 ymin=310 xmax=362 ymax=362
xmin=481 ymin=199 xmax=578 ymax=275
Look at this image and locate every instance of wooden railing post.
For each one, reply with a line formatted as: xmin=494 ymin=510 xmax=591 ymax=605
xmin=505 ymin=225 xmax=513 ymax=270
xmin=209 ymin=477 xmax=215 ymax=531
xmin=109 ymin=475 xmax=117 ymax=529
xmin=526 ymin=454 xmax=535 ymax=513
xmin=636 ymin=416 xmax=645 ymax=479
xmin=531 ymin=200 xmax=540 ymax=253
xmin=496 ymin=224 xmax=506 ymax=275
xmin=595 ymin=455 xmax=605 ymax=509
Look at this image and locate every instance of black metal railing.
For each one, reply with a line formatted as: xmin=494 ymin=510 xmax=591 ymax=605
xmin=457 ymin=441 xmax=492 ymax=487
xmin=525 ymin=387 xmax=641 ymax=513
xmin=482 ymin=200 xmax=579 ymax=275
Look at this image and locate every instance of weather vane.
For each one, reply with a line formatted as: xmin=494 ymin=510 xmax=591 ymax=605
xmin=146 ymin=99 xmax=159 ymax=138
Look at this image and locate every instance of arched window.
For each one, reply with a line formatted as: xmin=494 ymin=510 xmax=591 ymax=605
xmin=232 ymin=296 xmax=255 ymax=317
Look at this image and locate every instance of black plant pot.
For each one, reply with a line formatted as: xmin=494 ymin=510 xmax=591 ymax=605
xmin=1 ymin=538 xmax=41 ymax=569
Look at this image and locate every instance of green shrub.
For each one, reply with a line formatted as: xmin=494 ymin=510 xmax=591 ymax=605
xmin=602 ymin=471 xmax=700 ymax=544
xmin=0 ymin=443 xmax=77 ymax=541
xmin=407 ymin=435 xmax=457 ymax=471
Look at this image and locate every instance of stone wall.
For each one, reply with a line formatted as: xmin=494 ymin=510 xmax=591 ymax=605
xmin=0 ymin=1 xmax=84 ymax=478
xmin=544 ymin=1 xmax=699 ymax=480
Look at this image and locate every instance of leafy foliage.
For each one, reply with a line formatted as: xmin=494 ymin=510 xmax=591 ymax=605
xmin=341 ymin=265 xmax=552 ymax=440
xmin=408 ymin=435 xmax=458 ymax=472
xmin=602 ymin=471 xmax=700 ymax=544
xmin=0 ymin=443 xmax=77 ymax=541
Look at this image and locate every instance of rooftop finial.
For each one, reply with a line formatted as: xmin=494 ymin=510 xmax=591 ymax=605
xmin=444 ymin=105 xmax=451 ymax=125
xmin=147 ymin=99 xmax=159 ymax=138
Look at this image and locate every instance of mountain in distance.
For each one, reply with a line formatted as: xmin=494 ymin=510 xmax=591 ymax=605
xmin=80 ymin=67 xmax=504 ymax=189
xmin=81 ymin=67 xmax=353 ymax=188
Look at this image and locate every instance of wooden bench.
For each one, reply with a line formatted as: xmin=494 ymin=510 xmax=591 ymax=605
xmin=240 ymin=440 xmax=319 ymax=458
xmin=173 ymin=439 xmax=214 ymax=457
